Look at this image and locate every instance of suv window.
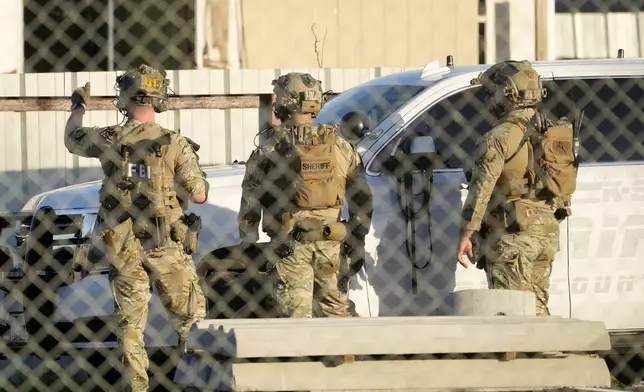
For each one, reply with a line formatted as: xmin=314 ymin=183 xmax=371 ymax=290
xmin=369 ymin=85 xmax=495 ymax=173
xmin=369 ymin=76 xmax=644 ymax=173
xmin=316 ymin=84 xmax=427 ymax=141
xmin=540 ymin=77 xmax=644 ymax=163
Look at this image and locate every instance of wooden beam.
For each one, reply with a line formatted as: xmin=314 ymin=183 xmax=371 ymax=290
xmin=0 ymin=95 xmax=261 ymax=112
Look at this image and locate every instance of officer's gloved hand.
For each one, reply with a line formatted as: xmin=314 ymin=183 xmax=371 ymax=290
xmin=71 ymin=82 xmax=91 ymax=110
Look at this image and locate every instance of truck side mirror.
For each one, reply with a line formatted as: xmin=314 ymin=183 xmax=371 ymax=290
xmin=381 ymin=135 xmax=440 ymax=174
xmin=339 ymin=111 xmax=371 ymax=140
xmin=398 ymin=135 xmax=438 ymax=171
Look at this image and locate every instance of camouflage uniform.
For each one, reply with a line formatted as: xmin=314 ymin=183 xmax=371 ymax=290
xmin=64 ymin=65 xmax=207 ymax=391
xmin=462 ymin=61 xmax=575 ymax=316
xmin=238 ymin=73 xmax=372 ymax=318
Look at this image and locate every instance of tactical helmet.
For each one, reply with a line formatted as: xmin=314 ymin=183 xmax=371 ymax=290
xmin=115 ymin=64 xmax=170 ymax=114
xmin=471 ymin=60 xmax=547 ymax=117
xmin=272 ymin=72 xmax=324 ymax=121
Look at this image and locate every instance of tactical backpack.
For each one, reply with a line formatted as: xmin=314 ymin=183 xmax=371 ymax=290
xmin=505 ymin=112 xmax=579 ymax=202
xmin=290 ymin=123 xmax=345 ymax=210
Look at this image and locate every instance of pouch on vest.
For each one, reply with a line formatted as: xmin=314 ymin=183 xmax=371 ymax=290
xmin=497 ymin=199 xmax=560 ymax=235
xmin=291 ymin=124 xmax=343 ymax=209
xmin=535 ymin=122 xmax=578 ymax=198
xmin=98 ymin=183 xmax=132 ymax=226
xmin=324 ymin=221 xmax=349 ymax=241
xmin=509 ymin=200 xmax=537 ymax=232
xmin=291 ymin=218 xmax=326 ymax=241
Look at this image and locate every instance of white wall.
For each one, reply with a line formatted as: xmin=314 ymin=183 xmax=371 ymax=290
xmin=0 ymin=0 xmax=24 ymax=73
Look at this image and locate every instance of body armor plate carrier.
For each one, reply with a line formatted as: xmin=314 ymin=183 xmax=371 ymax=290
xmin=101 ymin=122 xmax=176 ymax=247
xmin=291 ymin=123 xmax=345 ymax=209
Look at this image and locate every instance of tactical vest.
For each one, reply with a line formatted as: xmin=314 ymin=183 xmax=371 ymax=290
xmin=100 ymin=122 xmax=179 ymax=242
xmin=497 ymin=112 xmax=578 ymax=201
xmin=290 ymin=122 xmax=345 ymax=210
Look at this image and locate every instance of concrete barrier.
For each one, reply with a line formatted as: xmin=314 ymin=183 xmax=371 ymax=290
xmin=174 ymin=316 xmax=613 ymax=391
xmin=447 ymin=289 xmax=537 ymax=316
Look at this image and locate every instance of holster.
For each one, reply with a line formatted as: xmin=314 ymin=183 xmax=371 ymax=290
xmin=272 ymin=212 xmax=296 ymax=258
xmin=171 ymin=213 xmax=202 ymax=255
xmin=555 ymin=197 xmax=572 ymax=222
xmin=343 ymin=230 xmax=366 ymax=276
xmin=470 ymin=229 xmax=488 ymax=271
xmin=184 ymin=213 xmax=201 ymax=255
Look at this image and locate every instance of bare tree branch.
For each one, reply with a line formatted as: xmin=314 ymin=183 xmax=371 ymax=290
xmin=310 ymin=23 xmax=328 ymax=68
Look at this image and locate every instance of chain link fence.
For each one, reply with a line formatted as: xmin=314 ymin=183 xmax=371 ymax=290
xmin=24 ymin=0 xmax=196 ymax=72
xmin=0 ymin=0 xmax=643 ymax=391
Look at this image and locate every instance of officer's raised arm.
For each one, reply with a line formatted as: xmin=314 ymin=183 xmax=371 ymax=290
xmin=174 ymin=135 xmax=209 ymax=204
xmin=64 ymin=82 xmax=116 ymax=159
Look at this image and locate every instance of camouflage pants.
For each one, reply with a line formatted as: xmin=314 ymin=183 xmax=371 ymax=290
xmin=272 ymin=240 xmax=351 ymax=318
xmin=104 ymin=222 xmax=206 ymax=392
xmin=485 ymin=232 xmax=559 ymax=316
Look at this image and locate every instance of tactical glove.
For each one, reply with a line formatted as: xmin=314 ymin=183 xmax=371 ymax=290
xmin=71 ymin=82 xmax=91 ymax=110
xmin=349 ymin=258 xmax=365 ymax=276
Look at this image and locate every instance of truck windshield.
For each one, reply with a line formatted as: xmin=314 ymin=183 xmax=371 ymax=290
xmin=316 ymin=84 xmax=427 ymax=137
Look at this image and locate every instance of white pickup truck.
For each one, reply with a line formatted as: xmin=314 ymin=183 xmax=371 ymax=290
xmin=2 ymin=56 xmax=644 ymax=384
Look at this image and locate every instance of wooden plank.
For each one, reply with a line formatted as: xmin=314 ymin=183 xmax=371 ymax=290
xmin=174 ymin=355 xmax=611 ymax=391
xmin=186 ymin=316 xmax=611 ymax=357
xmin=0 ymin=95 xmax=261 ymax=112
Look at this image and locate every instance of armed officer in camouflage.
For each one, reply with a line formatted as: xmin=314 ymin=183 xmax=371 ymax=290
xmin=63 ymin=65 xmax=208 ymax=391
xmin=456 ymin=60 xmax=578 ymax=316
xmin=238 ymin=72 xmax=373 ymax=318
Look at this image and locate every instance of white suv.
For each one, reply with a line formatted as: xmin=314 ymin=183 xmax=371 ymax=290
xmin=5 ymin=56 xmax=644 ymax=384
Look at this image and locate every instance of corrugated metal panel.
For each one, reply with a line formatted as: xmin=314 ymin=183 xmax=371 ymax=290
xmin=0 ymin=66 xmax=421 ymax=210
